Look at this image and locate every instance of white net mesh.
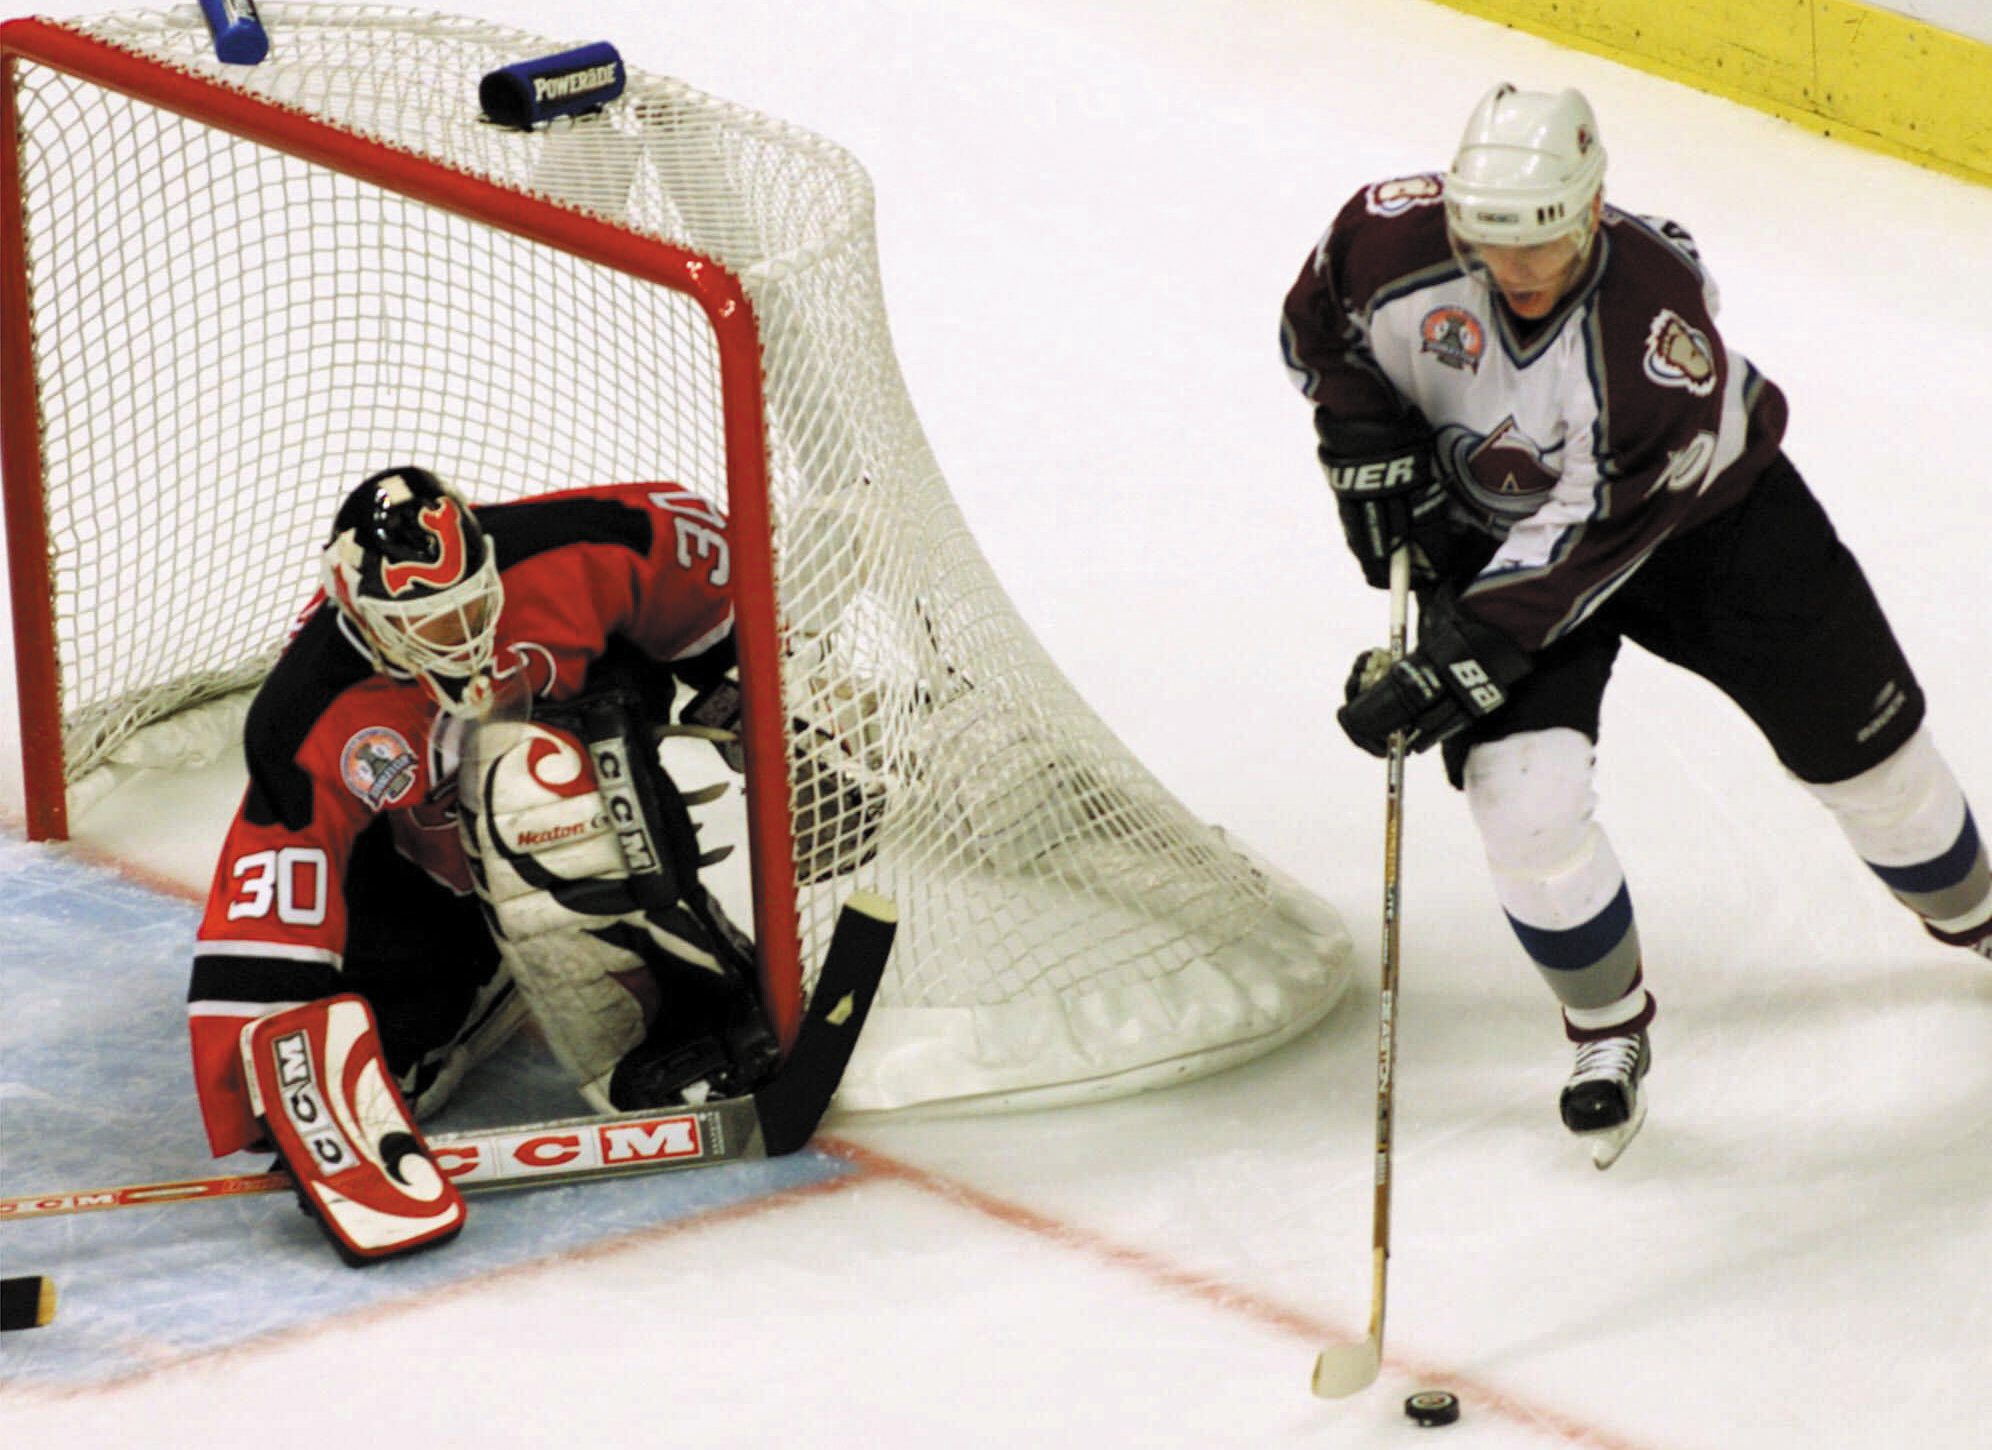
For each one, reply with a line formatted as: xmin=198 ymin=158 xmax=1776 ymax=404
xmin=4 ymin=4 xmax=1350 ymax=1111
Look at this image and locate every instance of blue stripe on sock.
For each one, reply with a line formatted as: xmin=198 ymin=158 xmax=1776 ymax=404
xmin=1505 ymin=882 xmax=1635 ymax=973
xmin=1866 ymin=809 xmax=1982 ymax=895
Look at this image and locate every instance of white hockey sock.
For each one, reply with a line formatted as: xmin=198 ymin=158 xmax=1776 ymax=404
xmin=1805 ymin=727 xmax=1990 ymax=931
xmin=1564 ymin=987 xmax=1654 ymax=1040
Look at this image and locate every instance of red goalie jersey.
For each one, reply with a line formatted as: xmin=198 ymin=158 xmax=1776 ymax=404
xmin=188 ymin=481 xmax=735 ymax=1156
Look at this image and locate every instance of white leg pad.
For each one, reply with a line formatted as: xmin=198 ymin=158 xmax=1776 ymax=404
xmin=460 ymin=715 xmax=740 ymax=1113
xmin=460 ymin=718 xmax=662 ymax=1112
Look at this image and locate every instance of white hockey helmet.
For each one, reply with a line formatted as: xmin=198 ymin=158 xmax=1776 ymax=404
xmin=1444 ymin=84 xmax=1606 ymax=249
xmin=322 ymin=466 xmax=505 ymax=717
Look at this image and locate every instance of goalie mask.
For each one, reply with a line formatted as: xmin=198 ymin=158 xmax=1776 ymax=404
xmin=323 ymin=467 xmax=505 ymax=717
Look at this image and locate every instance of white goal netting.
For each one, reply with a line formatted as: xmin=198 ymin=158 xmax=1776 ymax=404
xmin=2 ymin=4 xmax=1351 ymax=1112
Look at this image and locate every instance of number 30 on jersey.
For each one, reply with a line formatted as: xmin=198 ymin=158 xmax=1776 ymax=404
xmin=650 ymin=491 xmax=730 ymax=586
xmin=227 ymin=846 xmax=330 ymax=926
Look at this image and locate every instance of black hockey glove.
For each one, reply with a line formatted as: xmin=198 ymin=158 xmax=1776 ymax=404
xmin=1315 ymin=407 xmax=1452 ymax=589
xmin=680 ymin=673 xmax=745 ymax=773
xmin=1337 ymin=591 xmax=1531 ymax=757
xmin=673 ymin=638 xmax=747 ymax=774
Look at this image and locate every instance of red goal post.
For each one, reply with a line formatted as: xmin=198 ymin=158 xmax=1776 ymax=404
xmin=1 ymin=7 xmax=1351 ymax=1114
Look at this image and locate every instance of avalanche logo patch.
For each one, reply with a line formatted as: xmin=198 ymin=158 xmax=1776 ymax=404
xmin=1463 ymin=417 xmax=1559 ymax=502
xmin=1643 ymin=309 xmax=1718 ymax=397
xmin=1420 ymin=306 xmax=1485 ymax=372
xmin=342 ymin=726 xmax=420 ymax=809
xmin=1364 ymin=173 xmax=1443 ymax=217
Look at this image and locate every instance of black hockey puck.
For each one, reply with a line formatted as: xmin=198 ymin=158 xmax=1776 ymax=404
xmin=1404 ymin=1390 xmax=1460 ymax=1427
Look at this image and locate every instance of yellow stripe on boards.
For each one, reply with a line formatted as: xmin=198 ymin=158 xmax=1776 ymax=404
xmin=1427 ymin=0 xmax=1992 ymax=186
xmin=1814 ymin=1 xmax=1990 ymax=176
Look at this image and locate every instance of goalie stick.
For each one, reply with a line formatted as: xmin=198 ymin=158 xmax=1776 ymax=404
xmin=1312 ymin=549 xmax=1410 ymax=1399
xmin=0 ymin=892 xmax=895 ymax=1223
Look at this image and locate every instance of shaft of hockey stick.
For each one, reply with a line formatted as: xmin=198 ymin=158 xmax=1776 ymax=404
xmin=0 ymin=892 xmax=896 ymax=1223
xmin=0 ymin=1101 xmax=762 ymax=1218
xmin=1312 ymin=547 xmax=1411 ymax=1399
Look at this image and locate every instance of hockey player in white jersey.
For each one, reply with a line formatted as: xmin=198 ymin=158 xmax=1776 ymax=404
xmin=1281 ymin=84 xmax=1990 ymax=1168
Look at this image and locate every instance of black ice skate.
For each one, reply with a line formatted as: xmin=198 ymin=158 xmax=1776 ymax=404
xmin=1560 ymin=1031 xmax=1650 ymax=1171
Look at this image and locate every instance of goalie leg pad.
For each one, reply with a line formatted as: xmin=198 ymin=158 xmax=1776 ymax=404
xmin=242 ymin=996 xmax=466 ymax=1266
xmin=460 ymin=692 xmax=776 ymax=1113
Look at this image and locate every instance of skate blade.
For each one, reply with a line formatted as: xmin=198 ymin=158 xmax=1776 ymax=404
xmin=1581 ymin=1092 xmax=1649 ymax=1171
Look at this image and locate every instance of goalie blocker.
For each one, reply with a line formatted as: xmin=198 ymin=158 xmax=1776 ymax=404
xmin=243 ymin=995 xmax=466 ymax=1265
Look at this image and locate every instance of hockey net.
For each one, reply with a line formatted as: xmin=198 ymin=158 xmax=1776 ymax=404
xmin=1 ymin=4 xmax=1350 ymax=1113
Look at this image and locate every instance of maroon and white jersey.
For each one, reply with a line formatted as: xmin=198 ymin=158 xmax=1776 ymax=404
xmin=1281 ymin=173 xmax=1789 ymax=650
xmin=188 ymin=481 xmax=734 ymax=1155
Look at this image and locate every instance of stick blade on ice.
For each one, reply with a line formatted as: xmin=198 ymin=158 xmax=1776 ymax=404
xmin=1311 ymin=1336 xmax=1381 ymax=1398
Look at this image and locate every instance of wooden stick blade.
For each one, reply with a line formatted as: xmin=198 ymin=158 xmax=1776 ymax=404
xmin=0 ymin=1274 xmax=57 ymax=1331
xmin=753 ymin=891 xmax=897 ymax=1155
xmin=1310 ymin=1335 xmax=1381 ymax=1397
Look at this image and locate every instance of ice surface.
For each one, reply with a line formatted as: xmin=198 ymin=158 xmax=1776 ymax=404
xmin=3 ymin=3 xmax=1987 ymax=1446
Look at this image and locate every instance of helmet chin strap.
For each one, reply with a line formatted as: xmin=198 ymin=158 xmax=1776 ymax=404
xmin=1567 ymin=205 xmax=1602 ymax=269
xmin=1529 ymin=217 xmax=1601 ymax=302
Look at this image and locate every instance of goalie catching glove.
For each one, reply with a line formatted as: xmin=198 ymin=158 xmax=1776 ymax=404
xmin=1338 ymin=589 xmax=1532 ymax=756
xmin=458 ymin=686 xmax=779 ymax=1115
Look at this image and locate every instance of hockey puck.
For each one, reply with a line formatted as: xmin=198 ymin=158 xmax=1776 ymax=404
xmin=1404 ymin=1390 xmax=1460 ymax=1427
xmin=0 ymin=1275 xmax=56 ymax=1331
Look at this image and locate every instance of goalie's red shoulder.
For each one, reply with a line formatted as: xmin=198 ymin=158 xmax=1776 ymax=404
xmin=470 ymin=481 xmax=734 ymax=704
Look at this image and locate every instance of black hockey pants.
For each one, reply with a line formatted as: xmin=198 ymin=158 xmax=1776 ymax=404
xmin=1443 ymin=453 xmax=1926 ymax=789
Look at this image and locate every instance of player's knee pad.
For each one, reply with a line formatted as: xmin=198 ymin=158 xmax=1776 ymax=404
xmin=1463 ymin=728 xmax=1607 ymax=878
xmin=459 ymin=688 xmax=775 ymax=1113
xmin=1805 ymin=725 xmax=1989 ymax=932
xmin=242 ymin=995 xmax=466 ymax=1266
xmin=1464 ymin=729 xmax=1641 ymax=1008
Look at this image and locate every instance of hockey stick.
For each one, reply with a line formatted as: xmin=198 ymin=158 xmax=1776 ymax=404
xmin=0 ymin=892 xmax=896 ymax=1222
xmin=1312 ymin=548 xmax=1411 ymax=1399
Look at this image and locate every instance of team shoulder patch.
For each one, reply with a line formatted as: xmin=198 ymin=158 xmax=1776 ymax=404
xmin=1642 ymin=309 xmax=1718 ymax=396
xmin=1365 ymin=173 xmax=1444 ymax=218
xmin=340 ymin=725 xmax=420 ymax=809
